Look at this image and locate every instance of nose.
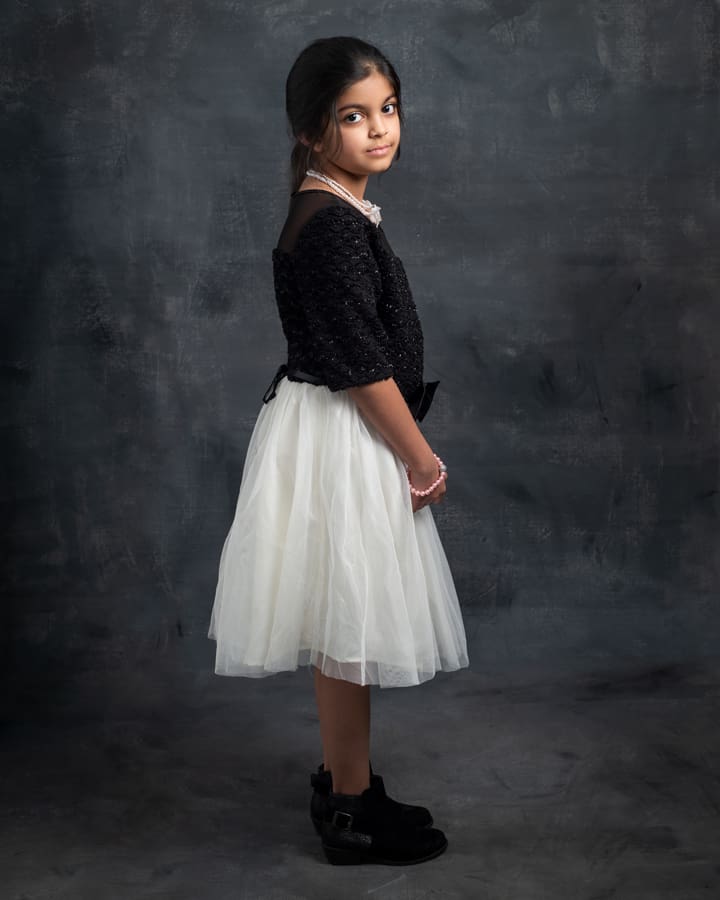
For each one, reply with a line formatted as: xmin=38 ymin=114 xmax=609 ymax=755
xmin=369 ymin=116 xmax=388 ymax=137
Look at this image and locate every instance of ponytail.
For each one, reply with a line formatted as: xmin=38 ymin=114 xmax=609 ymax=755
xmin=290 ymin=139 xmax=314 ymax=194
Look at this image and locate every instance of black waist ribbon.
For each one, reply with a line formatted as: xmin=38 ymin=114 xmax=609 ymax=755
xmin=262 ymin=363 xmax=439 ymax=422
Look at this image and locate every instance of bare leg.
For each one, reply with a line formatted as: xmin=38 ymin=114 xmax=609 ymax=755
xmin=313 ymin=666 xmax=371 ymax=795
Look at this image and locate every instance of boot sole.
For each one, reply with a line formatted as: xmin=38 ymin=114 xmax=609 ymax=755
xmin=322 ymin=836 xmax=448 ymax=866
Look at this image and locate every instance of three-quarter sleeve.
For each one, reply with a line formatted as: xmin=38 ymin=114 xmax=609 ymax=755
xmin=290 ymin=207 xmax=394 ymax=391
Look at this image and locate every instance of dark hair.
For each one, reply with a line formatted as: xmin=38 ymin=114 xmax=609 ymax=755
xmin=285 ymin=36 xmax=404 ymax=194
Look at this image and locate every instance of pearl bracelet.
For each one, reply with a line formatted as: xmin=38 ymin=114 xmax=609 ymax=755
xmin=406 ymin=453 xmax=448 ymax=497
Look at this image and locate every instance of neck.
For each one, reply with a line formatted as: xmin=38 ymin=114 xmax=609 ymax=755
xmin=311 ymin=162 xmax=368 ymax=201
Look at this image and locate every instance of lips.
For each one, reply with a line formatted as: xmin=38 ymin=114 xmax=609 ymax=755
xmin=367 ymin=144 xmax=391 ymax=154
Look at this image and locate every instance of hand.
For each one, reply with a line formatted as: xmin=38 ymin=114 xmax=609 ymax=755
xmin=345 ymin=380 xmax=448 ymax=514
xmin=408 ymin=465 xmax=447 ymax=513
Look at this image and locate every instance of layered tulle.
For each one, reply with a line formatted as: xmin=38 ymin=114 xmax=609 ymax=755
xmin=208 ymin=377 xmax=468 ymax=688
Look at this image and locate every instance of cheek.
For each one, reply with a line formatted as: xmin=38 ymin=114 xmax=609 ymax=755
xmin=323 ymin=131 xmax=346 ymax=160
xmin=338 ymin=130 xmax=364 ymax=154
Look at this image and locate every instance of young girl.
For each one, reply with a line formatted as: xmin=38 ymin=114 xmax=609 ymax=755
xmin=208 ymin=36 xmax=469 ymax=865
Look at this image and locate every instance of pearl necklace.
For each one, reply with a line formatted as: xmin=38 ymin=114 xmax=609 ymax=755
xmin=305 ymin=169 xmax=382 ymax=226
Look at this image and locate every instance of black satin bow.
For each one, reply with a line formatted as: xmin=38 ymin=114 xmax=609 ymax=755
xmin=262 ymin=364 xmax=288 ymax=403
xmin=407 ymin=380 xmax=440 ymax=422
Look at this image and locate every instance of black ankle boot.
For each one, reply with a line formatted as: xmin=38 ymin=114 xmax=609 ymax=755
xmin=320 ymin=783 xmax=448 ymax=865
xmin=310 ymin=763 xmax=433 ymax=835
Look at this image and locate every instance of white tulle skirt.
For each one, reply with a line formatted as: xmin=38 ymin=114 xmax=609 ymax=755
xmin=207 ymin=376 xmax=469 ymax=688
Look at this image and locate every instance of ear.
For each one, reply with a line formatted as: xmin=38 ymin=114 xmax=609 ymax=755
xmin=298 ymin=133 xmax=325 ymax=154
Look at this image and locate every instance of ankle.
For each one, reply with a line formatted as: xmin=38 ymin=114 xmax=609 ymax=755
xmin=331 ymin=774 xmax=371 ymax=795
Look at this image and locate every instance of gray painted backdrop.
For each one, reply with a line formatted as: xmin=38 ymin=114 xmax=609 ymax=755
xmin=3 ymin=1 xmax=719 ymax=716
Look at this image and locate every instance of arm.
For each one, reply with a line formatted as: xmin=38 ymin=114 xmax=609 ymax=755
xmin=292 ymin=209 xmax=446 ymax=508
xmin=347 ymin=378 xmax=446 ymax=510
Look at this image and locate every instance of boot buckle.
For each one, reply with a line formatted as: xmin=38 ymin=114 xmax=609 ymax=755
xmin=331 ymin=810 xmax=354 ymax=830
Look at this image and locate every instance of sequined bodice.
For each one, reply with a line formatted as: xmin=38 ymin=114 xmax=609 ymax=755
xmin=271 ymin=191 xmax=424 ymax=404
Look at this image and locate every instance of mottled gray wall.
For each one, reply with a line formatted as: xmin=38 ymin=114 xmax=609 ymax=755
xmin=2 ymin=1 xmax=719 ymax=715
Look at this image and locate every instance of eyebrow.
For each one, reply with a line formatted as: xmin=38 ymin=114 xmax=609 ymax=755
xmin=337 ymin=93 xmax=397 ymax=113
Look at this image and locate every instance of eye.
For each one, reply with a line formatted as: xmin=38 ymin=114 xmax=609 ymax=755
xmin=382 ymin=103 xmax=397 ymax=114
xmin=344 ymin=112 xmax=363 ymax=124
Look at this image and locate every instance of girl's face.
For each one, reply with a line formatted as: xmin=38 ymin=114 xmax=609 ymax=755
xmin=313 ymin=69 xmax=401 ymax=182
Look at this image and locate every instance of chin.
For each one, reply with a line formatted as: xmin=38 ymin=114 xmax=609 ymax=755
xmin=365 ymin=155 xmax=396 ymax=173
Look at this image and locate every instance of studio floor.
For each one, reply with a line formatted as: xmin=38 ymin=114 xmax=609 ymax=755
xmin=2 ymin=659 xmax=720 ymax=900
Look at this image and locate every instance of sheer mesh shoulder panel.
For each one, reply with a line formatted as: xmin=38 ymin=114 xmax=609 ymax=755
xmin=276 ymin=191 xmax=365 ymax=254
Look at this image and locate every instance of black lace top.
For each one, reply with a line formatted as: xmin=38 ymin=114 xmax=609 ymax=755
xmin=271 ymin=190 xmax=425 ymax=406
